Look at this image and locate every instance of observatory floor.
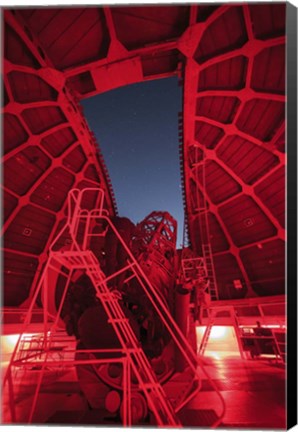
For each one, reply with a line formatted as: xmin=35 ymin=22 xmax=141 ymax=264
xmin=2 ymin=355 xmax=285 ymax=428
xmin=185 ymin=355 xmax=286 ymax=429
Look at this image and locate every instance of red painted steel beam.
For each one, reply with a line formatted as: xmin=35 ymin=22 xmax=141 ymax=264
xmin=63 ymin=40 xmax=178 ymax=80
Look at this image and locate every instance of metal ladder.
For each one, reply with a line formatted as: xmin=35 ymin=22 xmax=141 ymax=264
xmin=199 ymin=322 xmax=213 ymax=356
xmin=202 ymin=244 xmax=219 ymax=301
xmin=193 ymin=145 xmax=218 ymax=302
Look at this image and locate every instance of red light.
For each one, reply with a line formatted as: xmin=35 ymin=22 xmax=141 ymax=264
xmin=1 ymin=334 xmax=19 ymax=354
xmin=209 ymin=326 xmax=227 ymax=339
xmin=196 ymin=326 xmax=241 ymax=359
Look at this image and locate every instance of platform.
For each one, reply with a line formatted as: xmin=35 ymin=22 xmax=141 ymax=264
xmin=2 ymin=354 xmax=286 ymax=428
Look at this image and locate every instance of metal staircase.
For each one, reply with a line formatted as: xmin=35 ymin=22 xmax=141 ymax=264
xmin=56 ymin=249 xmax=180 ymax=426
xmin=3 ymin=188 xmax=225 ymax=426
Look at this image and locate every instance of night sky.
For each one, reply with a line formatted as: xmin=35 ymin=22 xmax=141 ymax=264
xmin=81 ymin=77 xmax=184 ymax=247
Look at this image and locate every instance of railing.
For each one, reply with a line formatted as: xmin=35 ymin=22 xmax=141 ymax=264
xmin=195 ymin=295 xmax=286 ymax=326
xmin=3 ymin=340 xmax=135 ymax=425
xmin=3 ymin=188 xmax=226 ymax=427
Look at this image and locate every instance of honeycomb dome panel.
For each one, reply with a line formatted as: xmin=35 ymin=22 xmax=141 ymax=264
xmin=2 ymin=4 xmax=286 ymax=304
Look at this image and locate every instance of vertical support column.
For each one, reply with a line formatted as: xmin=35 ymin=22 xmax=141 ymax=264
xmin=127 ymin=359 xmax=131 ymax=426
xmin=121 ymin=358 xmax=136 ymax=426
xmin=232 ymin=308 xmax=245 ymax=359
xmin=42 ymin=266 xmax=48 ymax=350
xmin=122 ymin=358 xmax=128 ymax=426
xmin=174 ymin=290 xmax=191 ymax=371
xmin=82 ymin=212 xmax=90 ymax=251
